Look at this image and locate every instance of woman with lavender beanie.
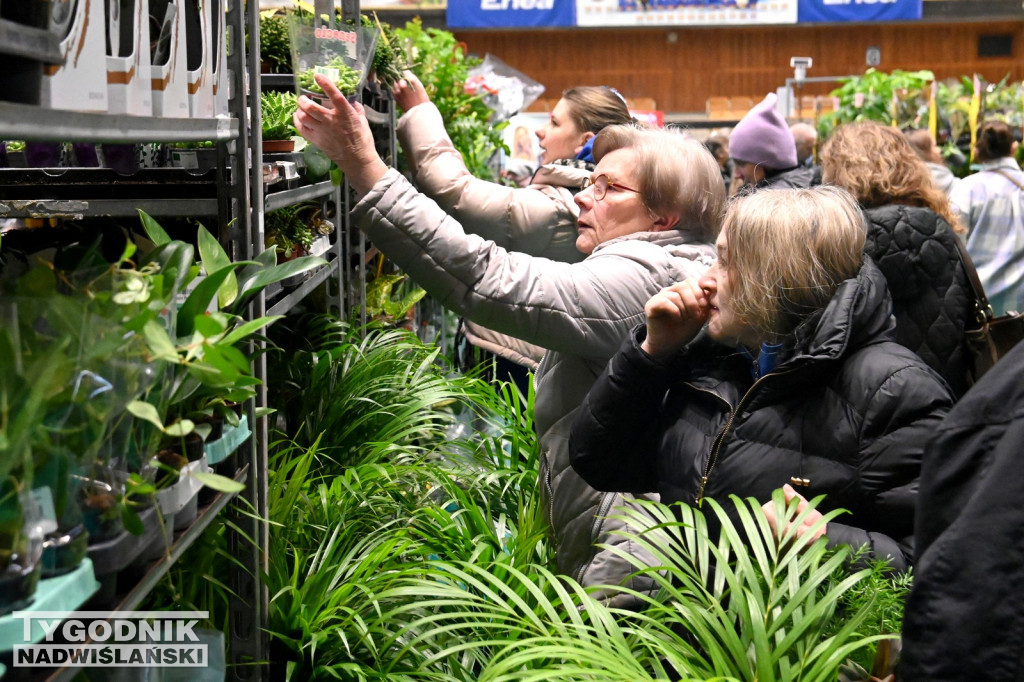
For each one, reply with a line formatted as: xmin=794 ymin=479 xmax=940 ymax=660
xmin=729 ymin=93 xmax=816 ymax=193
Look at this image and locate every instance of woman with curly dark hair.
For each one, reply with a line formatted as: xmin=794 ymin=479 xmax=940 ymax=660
xmin=822 ymin=120 xmax=974 ymax=396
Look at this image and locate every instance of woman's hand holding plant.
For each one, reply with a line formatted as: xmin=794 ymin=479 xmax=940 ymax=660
xmin=294 ymin=74 xmax=388 ymax=196
xmin=393 ymin=70 xmax=430 ymax=112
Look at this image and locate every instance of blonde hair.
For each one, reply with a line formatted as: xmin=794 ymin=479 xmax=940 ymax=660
xmin=561 ymin=86 xmax=634 ymax=135
xmin=821 ymin=121 xmax=964 ymax=234
xmin=724 ymin=185 xmax=866 ymax=341
xmin=593 ymin=125 xmax=725 ymax=241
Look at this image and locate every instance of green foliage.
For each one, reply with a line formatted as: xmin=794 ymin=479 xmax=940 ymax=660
xmin=265 ymin=205 xmax=316 ymax=256
xmin=260 ymin=91 xmax=298 ymax=141
xmin=358 ymin=13 xmax=413 ymax=90
xmin=393 ymin=18 xmax=507 ymax=181
xmin=258 ymin=12 xmax=292 ymax=74
xmin=265 ymin=318 xmax=487 ymax=469
xmin=253 ymin=314 xmax=904 ymax=679
xmin=819 ymin=69 xmax=1023 ymax=172
xmin=297 ymin=56 xmax=361 ymax=96
xmin=818 ymin=68 xmax=934 ymax=140
xmin=363 ymin=273 xmax=427 ymax=325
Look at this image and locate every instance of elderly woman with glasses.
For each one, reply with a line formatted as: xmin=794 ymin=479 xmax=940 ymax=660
xmin=295 ymin=74 xmax=724 ymax=607
xmin=394 ymin=72 xmax=636 ymax=393
xmin=569 ymin=186 xmax=953 ymax=573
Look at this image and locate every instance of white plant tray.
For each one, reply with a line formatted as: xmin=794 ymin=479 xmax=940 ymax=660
xmin=156 ymin=455 xmax=210 ymax=517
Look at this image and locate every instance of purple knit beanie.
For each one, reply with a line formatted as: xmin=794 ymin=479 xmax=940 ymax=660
xmin=729 ymin=93 xmax=798 ymax=170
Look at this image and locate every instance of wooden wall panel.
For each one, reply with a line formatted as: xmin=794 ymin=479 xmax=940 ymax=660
xmin=452 ymin=21 xmax=1024 ymax=114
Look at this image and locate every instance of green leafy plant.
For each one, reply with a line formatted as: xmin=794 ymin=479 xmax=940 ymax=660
xmin=350 ymin=13 xmax=413 ymax=90
xmin=297 ymin=56 xmax=360 ymax=96
xmin=394 ymin=18 xmax=507 ymax=181
xmin=260 ymin=91 xmax=298 ymax=142
xmin=258 ymin=11 xmax=292 ymax=74
xmin=265 ymin=204 xmax=316 ymax=259
xmin=818 ymin=68 xmax=934 ymax=140
xmin=124 ymin=211 xmax=326 ymax=460
xmin=363 ymin=272 xmax=426 ymax=325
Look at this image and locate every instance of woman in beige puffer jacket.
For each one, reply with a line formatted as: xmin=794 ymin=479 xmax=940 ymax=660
xmin=296 ymin=79 xmax=724 ymax=607
xmin=395 ymin=74 xmax=635 ymax=387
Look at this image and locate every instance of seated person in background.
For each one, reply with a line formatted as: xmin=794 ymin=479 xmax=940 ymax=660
xmin=569 ymin=186 xmax=953 ymax=573
xmin=950 ymin=119 xmax=1024 ymax=317
xmin=905 ymin=128 xmax=960 ymax=195
xmin=394 ymin=73 xmax=636 ymax=393
xmin=822 ymin=120 xmax=974 ymax=398
xmin=728 ymin=93 xmax=816 ymax=193
xmin=294 ymin=74 xmax=725 ymax=607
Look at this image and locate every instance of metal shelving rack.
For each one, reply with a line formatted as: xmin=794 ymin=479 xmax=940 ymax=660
xmin=1 ymin=0 xmax=393 ymax=677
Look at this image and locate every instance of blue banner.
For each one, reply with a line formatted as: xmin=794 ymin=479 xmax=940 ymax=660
xmin=798 ymin=0 xmax=921 ymax=23
xmin=446 ymin=0 xmax=575 ymax=28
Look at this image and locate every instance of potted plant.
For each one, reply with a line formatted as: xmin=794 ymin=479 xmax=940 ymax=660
xmin=258 ymin=11 xmax=292 ymax=75
xmin=0 ymin=317 xmax=66 ymax=613
xmin=260 ymin=91 xmax=299 ymax=153
xmin=265 ymin=205 xmax=316 ymax=262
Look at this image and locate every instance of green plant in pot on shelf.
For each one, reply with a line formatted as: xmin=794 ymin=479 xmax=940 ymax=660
xmin=258 ymin=11 xmax=292 ymax=74
xmin=129 ymin=211 xmax=325 ymax=465
xmin=260 ymin=90 xmax=299 ymax=153
xmin=0 ymin=328 xmax=67 ymax=614
xmin=265 ymin=204 xmax=316 ymax=262
xmin=3 ymin=247 xmax=167 ymax=573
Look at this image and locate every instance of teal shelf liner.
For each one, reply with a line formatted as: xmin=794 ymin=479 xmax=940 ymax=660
xmin=0 ymin=558 xmax=100 ymax=652
xmin=204 ymin=415 xmax=250 ymax=465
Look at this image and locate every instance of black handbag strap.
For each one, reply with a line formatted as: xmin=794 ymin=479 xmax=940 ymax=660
xmin=950 ymin=232 xmax=995 ymax=327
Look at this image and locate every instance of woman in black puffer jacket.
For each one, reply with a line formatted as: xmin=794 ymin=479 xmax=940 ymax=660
xmin=822 ymin=121 xmax=974 ymax=398
xmin=569 ymin=186 xmax=954 ymax=572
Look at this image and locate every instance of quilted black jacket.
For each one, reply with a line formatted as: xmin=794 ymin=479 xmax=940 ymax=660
xmin=900 ymin=340 xmax=1024 ymax=680
xmin=569 ymin=261 xmax=953 ymax=572
xmin=862 ymin=205 xmax=973 ymax=398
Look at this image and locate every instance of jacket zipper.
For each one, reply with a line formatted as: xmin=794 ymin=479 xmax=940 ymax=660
xmin=694 ymin=368 xmax=794 ymax=505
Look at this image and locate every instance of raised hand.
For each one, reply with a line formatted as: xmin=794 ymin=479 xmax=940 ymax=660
xmin=293 ymin=73 xmax=388 ymax=196
xmin=641 ymin=277 xmax=710 ymax=357
xmin=393 ymin=70 xmax=430 ymax=113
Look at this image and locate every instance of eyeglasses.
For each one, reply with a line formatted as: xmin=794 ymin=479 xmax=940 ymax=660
xmin=580 ymin=174 xmax=641 ymax=202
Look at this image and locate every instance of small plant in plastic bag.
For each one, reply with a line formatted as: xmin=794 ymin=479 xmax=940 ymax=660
xmin=465 ymin=54 xmax=545 ymax=123
xmin=287 ymin=11 xmax=378 ymax=102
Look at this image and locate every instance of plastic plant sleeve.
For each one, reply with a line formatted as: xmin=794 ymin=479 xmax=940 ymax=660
xmin=287 ymin=12 xmax=378 ymax=103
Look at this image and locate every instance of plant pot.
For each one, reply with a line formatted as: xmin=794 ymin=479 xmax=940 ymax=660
xmin=0 ymin=488 xmax=45 ymax=615
xmin=0 ymin=562 xmax=42 ymax=616
xmin=41 ymin=522 xmax=89 ymax=577
xmin=81 ymin=486 xmax=123 ymax=545
xmin=262 ymin=139 xmax=296 ymax=153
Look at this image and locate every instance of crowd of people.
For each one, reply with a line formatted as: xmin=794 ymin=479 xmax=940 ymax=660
xmin=293 ymin=73 xmax=1024 ymax=677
